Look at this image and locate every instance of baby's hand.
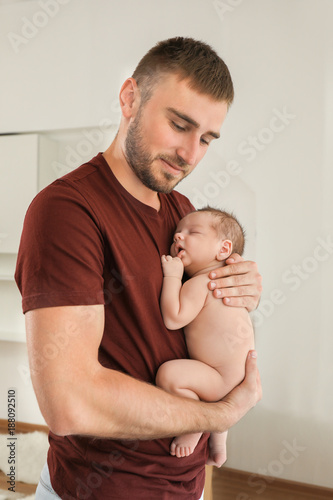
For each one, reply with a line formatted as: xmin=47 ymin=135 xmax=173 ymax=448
xmin=161 ymin=255 xmax=184 ymax=279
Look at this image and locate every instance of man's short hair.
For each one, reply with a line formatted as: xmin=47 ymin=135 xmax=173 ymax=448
xmin=197 ymin=206 xmax=245 ymax=256
xmin=132 ymin=37 xmax=234 ymax=107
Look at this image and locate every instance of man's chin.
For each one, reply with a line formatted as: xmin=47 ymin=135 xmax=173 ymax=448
xmin=136 ymin=168 xmax=185 ymax=194
xmin=158 ymin=174 xmax=186 ymax=193
xmin=152 ymin=180 xmax=181 ymax=194
xmin=157 ymin=185 xmax=175 ymax=194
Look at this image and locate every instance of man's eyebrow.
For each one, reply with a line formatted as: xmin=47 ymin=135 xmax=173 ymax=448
xmin=167 ymin=107 xmax=220 ymax=139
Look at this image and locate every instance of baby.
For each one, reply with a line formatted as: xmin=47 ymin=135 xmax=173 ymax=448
xmin=156 ymin=207 xmax=254 ymax=467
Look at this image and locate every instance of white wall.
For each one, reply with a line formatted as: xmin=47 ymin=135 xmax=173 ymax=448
xmin=0 ymin=342 xmax=45 ymax=426
xmin=0 ymin=0 xmax=228 ymax=132
xmin=198 ymin=0 xmax=333 ymax=489
xmin=1 ymin=0 xmax=332 ymax=490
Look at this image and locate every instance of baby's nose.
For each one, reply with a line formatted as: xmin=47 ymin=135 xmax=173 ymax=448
xmin=173 ymin=232 xmax=184 ymax=242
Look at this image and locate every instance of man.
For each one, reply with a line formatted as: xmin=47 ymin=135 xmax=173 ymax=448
xmin=15 ymin=37 xmax=262 ymax=499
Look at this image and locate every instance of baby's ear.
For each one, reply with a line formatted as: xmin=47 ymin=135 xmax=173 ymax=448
xmin=216 ymin=239 xmax=232 ymax=261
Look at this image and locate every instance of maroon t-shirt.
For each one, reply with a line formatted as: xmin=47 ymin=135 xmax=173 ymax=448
xmin=15 ymin=153 xmax=209 ymax=499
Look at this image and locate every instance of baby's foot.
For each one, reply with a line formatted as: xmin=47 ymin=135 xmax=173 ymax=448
xmin=170 ymin=432 xmax=202 ymax=458
xmin=206 ymin=432 xmax=227 ymax=468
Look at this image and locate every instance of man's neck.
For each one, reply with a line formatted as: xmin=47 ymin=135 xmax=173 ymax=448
xmin=102 ymin=140 xmax=161 ymax=211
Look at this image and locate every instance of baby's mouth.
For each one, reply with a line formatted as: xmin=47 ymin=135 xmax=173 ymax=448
xmin=177 ymin=249 xmax=185 ymax=259
xmin=174 ymin=243 xmax=185 ymax=258
xmin=171 ymin=241 xmax=183 ymax=257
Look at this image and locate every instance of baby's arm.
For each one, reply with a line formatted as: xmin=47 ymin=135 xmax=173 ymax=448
xmin=160 ymin=255 xmax=208 ymax=330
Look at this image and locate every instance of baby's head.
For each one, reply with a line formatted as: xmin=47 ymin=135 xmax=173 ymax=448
xmin=196 ymin=206 xmax=245 ymax=256
xmin=171 ymin=206 xmax=245 ymax=276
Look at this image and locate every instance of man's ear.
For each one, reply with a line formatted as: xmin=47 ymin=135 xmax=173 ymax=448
xmin=216 ymin=239 xmax=232 ymax=261
xmin=119 ymin=77 xmax=140 ymax=119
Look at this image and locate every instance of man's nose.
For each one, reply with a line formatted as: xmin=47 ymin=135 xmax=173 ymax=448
xmin=176 ymin=136 xmax=200 ymax=166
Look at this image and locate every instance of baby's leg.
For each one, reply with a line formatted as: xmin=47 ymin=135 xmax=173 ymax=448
xmin=206 ymin=430 xmax=228 ymax=468
xmin=156 ymin=359 xmax=227 ymax=459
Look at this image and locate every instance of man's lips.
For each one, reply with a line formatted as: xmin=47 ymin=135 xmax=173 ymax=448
xmin=160 ymin=158 xmax=185 ymax=176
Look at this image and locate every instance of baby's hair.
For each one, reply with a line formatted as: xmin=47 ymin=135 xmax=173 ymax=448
xmin=196 ymin=206 xmax=245 ymax=256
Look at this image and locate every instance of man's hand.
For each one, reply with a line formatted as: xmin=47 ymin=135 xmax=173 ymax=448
xmin=161 ymin=255 xmax=184 ymax=279
xmin=218 ymin=350 xmax=262 ymax=429
xmin=208 ymin=253 xmax=262 ymax=311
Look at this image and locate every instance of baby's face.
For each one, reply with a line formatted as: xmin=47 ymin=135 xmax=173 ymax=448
xmin=170 ymin=212 xmax=222 ymax=273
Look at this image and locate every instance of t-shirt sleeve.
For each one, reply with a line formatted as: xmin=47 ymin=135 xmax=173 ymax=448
xmin=15 ymin=180 xmax=105 ymax=313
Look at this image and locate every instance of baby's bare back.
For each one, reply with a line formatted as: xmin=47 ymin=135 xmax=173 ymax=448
xmin=185 ymin=275 xmax=254 ymax=389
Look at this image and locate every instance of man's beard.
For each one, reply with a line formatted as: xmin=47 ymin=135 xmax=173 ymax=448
xmin=124 ymin=108 xmax=189 ymax=194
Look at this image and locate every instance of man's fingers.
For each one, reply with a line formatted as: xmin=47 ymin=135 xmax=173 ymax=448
xmin=225 ymin=253 xmax=244 ymax=264
xmin=209 ymin=277 xmax=252 ymax=294
xmin=257 ymin=369 xmax=263 ymax=402
xmin=245 ymin=350 xmax=262 ymax=404
xmin=221 ymin=295 xmax=258 ymax=310
xmin=219 ymin=350 xmax=262 ymax=429
xmin=246 ymin=349 xmax=257 ymax=364
xmin=210 ymin=285 xmax=261 ymax=311
xmin=212 ymin=275 xmax=251 ymax=290
xmin=211 ymin=283 xmax=258 ymax=297
xmin=209 ymin=269 xmax=262 ymax=293
xmin=209 ymin=260 xmax=258 ymax=280
xmin=207 ymin=256 xmax=262 ymax=312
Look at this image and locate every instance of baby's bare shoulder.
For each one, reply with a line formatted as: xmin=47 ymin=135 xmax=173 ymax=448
xmin=182 ymin=273 xmax=210 ymax=300
xmin=184 ymin=273 xmax=210 ymax=291
xmin=189 ymin=273 xmax=211 ymax=285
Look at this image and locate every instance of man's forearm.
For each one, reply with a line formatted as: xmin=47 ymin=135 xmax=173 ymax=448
xmin=54 ymin=364 xmax=227 ymax=439
xmin=50 ymin=351 xmax=260 ymax=440
xmin=26 ymin=306 xmax=261 ymax=440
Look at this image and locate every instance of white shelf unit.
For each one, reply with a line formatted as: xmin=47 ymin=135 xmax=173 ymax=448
xmin=0 ymin=254 xmax=25 ymax=342
xmin=0 ymin=134 xmax=58 ymax=342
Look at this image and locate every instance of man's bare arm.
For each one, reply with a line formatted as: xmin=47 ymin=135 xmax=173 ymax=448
xmin=26 ymin=304 xmax=261 ymax=439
